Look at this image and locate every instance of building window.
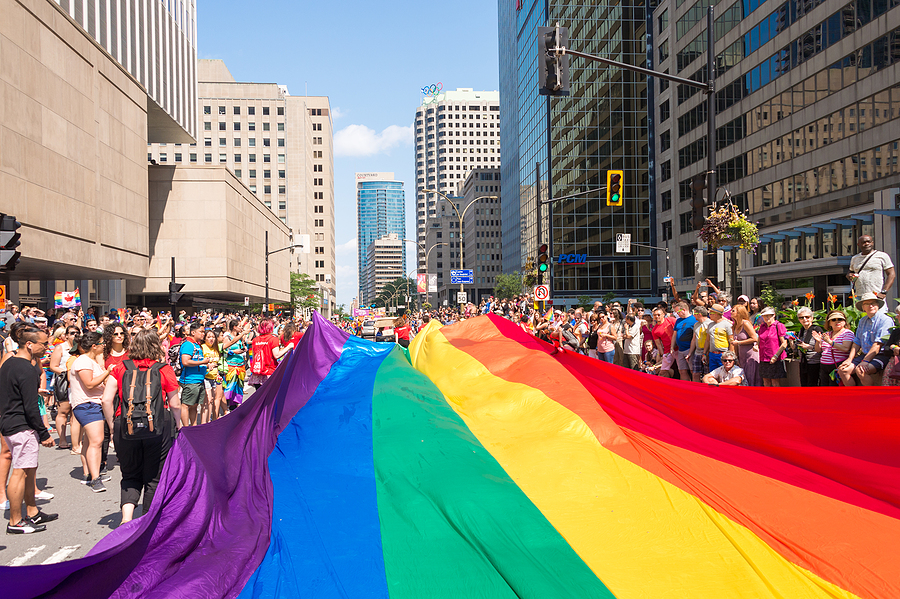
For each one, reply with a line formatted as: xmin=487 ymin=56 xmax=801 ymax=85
xmin=315 ymin=205 xmax=323 ymax=213
xmin=278 ymin=123 xmax=285 ymax=131
xmin=219 ymin=154 xmax=227 ymax=162
xmin=263 ymin=123 xmax=270 ymax=131
xmin=234 ymin=138 xmax=241 ymax=147
xmin=218 ymin=122 xmax=226 ymax=131
xmin=159 ymin=153 xmax=167 ymax=162
xmin=278 ymin=185 xmax=286 ymax=194
xmin=277 ymin=107 xmax=284 ymax=116
xmin=219 ymin=138 xmax=226 ymax=146
xmin=279 ymin=201 xmax=286 ymax=210
xmin=174 ymin=153 xmax=181 ymax=162
xmin=662 ymin=220 xmax=673 ymax=241
xmin=279 ymin=170 xmax=285 ymax=178
xmin=204 ymin=153 xmax=212 ymax=163
xmin=234 ymin=169 xmax=241 ymax=178
xmin=679 ymin=211 xmax=693 ymax=234
xmin=249 ymin=154 xmax=256 ymax=163
xmin=278 ymin=138 xmax=285 ymax=147
xmin=661 ymin=190 xmax=672 ymax=211
xmin=248 ymin=106 xmax=255 ymax=115
xmin=204 ymin=106 xmax=211 ymax=114
xmin=263 ymin=154 xmax=271 ymax=163
xmin=190 ymin=153 xmax=197 ymax=162
xmin=263 ymin=107 xmax=270 ymax=115
xmin=204 ymin=137 xmax=211 ymax=147
xmin=264 ymin=185 xmax=271 ymax=194
xmin=263 ymin=169 xmax=271 ymax=179
xmin=204 ymin=122 xmax=211 ymax=131
xmin=234 ymin=122 xmax=241 ymax=131
xmin=248 ymin=138 xmax=256 ymax=147
xmin=278 ymin=154 xmax=285 ymax=163
xmin=234 ymin=106 xmax=240 ymax=115
xmin=218 ymin=106 xmax=226 ymax=115
xmin=234 ymin=154 xmax=241 ymax=162
xmin=660 ymin=100 xmax=670 ymax=123
xmin=682 ymin=245 xmax=696 ymax=277
xmin=315 ymin=219 xmax=323 ymax=227
xmin=263 ymin=138 xmax=271 ymax=147
xmin=250 ymin=185 xmax=256 ymax=193
xmin=661 ymin=160 xmax=672 ymax=181
xmin=249 ymin=169 xmax=256 ymax=178
xmin=248 ymin=122 xmax=256 ymax=131
xmin=313 ymin=164 xmax=323 ymax=172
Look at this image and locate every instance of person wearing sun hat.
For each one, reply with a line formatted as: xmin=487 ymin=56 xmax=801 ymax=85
xmin=837 ymin=291 xmax=894 ymax=386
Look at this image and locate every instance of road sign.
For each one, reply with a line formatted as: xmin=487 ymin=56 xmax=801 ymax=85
xmin=457 ymin=292 xmax=467 ymax=304
xmin=0 ymin=284 xmax=5 ymax=311
xmin=615 ymin=233 xmax=631 ymax=253
xmin=451 ymin=269 xmax=474 ymax=285
xmin=534 ymin=285 xmax=550 ymax=301
xmin=244 ymin=296 xmax=250 ymax=306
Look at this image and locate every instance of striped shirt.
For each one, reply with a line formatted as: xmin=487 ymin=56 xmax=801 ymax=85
xmin=820 ymin=329 xmax=854 ymax=365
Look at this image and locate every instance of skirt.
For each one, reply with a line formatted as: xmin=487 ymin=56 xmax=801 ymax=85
xmin=224 ymin=364 xmax=246 ymax=404
xmin=759 ymin=359 xmax=787 ymax=379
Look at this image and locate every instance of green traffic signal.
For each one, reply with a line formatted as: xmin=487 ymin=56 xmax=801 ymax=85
xmin=538 ymin=262 xmax=549 ymax=272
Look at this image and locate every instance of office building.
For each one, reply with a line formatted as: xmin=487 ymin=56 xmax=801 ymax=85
xmin=652 ymin=0 xmax=900 ymax=302
xmin=50 ymin=0 xmax=198 ymax=142
xmin=499 ymin=0 xmax=654 ymax=303
xmin=414 ymin=88 xmax=501 ymax=272
xmin=147 ymin=59 xmax=336 ymax=314
xmin=363 ymin=234 xmax=405 ymax=307
xmin=357 ymin=173 xmax=406 ymax=303
xmin=2 ymin=1 xmax=293 ymax=312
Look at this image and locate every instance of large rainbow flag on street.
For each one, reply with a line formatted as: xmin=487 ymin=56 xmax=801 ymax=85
xmin=2 ymin=313 xmax=899 ymax=598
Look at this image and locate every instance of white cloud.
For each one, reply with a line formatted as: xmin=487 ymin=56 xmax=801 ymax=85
xmin=331 ymin=107 xmax=346 ymax=119
xmin=336 ymin=237 xmax=358 ymax=256
xmin=333 ymin=124 xmax=413 ymax=157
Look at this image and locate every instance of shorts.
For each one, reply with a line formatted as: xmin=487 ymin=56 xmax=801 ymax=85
xmin=73 ymin=402 xmax=104 ymax=425
xmin=660 ymin=351 xmax=676 ymax=371
xmin=674 ymin=349 xmax=690 ymax=371
xmin=205 ymin=378 xmax=221 ymax=390
xmin=708 ymin=352 xmax=724 ymax=372
xmin=691 ymin=352 xmax=707 ymax=375
xmin=853 ymin=355 xmax=887 ymax=372
xmin=759 ymin=360 xmax=787 ymax=379
xmin=4 ymin=429 xmax=40 ymax=469
xmin=180 ymin=382 xmax=205 ymax=406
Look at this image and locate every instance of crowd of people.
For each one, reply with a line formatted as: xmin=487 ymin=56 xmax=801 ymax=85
xmin=0 ymin=306 xmax=312 ymax=535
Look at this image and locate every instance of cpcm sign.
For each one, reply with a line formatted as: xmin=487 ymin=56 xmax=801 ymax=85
xmin=557 ymin=253 xmax=587 ymax=264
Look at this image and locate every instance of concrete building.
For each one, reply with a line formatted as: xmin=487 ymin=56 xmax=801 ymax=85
xmin=50 ymin=0 xmax=198 ymax=142
xmin=356 ymin=173 xmax=405 ymax=303
xmin=414 ymin=88 xmax=500 ymax=273
xmin=147 ymin=59 xmax=336 ymax=315
xmin=363 ymin=234 xmax=404 ymax=307
xmin=499 ymin=0 xmax=654 ymax=303
xmin=425 ymin=169 xmax=503 ymax=306
xmin=651 ymin=0 xmax=900 ymax=303
xmin=0 ymin=0 xmax=294 ymax=313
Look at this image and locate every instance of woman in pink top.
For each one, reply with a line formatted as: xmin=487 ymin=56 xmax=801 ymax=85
xmin=69 ymin=332 xmax=113 ymax=491
xmin=811 ymin=310 xmax=855 ymax=386
xmin=756 ymin=307 xmax=787 ymax=387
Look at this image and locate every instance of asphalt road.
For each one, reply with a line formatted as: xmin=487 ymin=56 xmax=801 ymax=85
xmin=1 ymin=440 xmax=129 ymax=566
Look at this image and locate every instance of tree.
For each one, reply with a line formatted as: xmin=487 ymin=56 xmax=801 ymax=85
xmin=291 ymin=272 xmax=319 ymax=312
xmin=494 ymin=272 xmax=524 ymax=300
xmin=374 ymin=277 xmax=415 ymax=309
xmin=334 ymin=304 xmax=348 ymax=318
xmin=577 ymin=295 xmax=593 ymax=309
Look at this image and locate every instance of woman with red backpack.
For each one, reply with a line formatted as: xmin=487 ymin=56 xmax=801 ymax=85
xmin=101 ymin=328 xmax=181 ymax=524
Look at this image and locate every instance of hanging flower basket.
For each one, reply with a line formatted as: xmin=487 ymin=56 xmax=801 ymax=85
xmin=698 ymin=203 xmax=759 ymax=252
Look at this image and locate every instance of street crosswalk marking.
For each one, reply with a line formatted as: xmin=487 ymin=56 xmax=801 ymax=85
xmin=6 ymin=545 xmax=46 ymax=567
xmin=41 ymin=545 xmax=81 ymax=564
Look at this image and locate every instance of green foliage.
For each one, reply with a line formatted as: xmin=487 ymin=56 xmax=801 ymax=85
xmin=290 ymin=273 xmax=319 ymax=311
xmin=333 ymin=304 xmax=348 ymax=318
xmin=577 ymin=295 xmax=593 ymax=309
xmin=759 ymin=284 xmax=784 ymax=313
xmin=422 ymin=302 xmax=432 ymax=311
xmin=494 ymin=272 xmax=524 ymax=300
xmin=776 ymin=292 xmax=886 ymax=335
xmin=602 ymin=291 xmax=617 ymax=304
xmin=374 ymin=277 xmax=415 ymax=308
xmin=700 ymin=203 xmax=759 ymax=252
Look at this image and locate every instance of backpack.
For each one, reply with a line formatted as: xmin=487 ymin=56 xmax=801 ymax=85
xmin=167 ymin=341 xmax=183 ymax=377
xmin=118 ymin=361 xmax=168 ymax=439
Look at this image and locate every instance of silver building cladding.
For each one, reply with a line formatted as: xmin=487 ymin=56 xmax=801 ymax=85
xmin=53 ymin=0 xmax=198 ymax=142
xmin=652 ymin=0 xmax=900 ymax=302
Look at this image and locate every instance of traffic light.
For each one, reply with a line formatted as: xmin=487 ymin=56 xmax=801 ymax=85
xmin=0 ymin=214 xmax=21 ymax=271
xmin=537 ymin=24 xmax=570 ymax=96
xmin=690 ymin=174 xmax=707 ymax=230
xmin=169 ymin=281 xmax=185 ymax=305
xmin=537 ymin=243 xmax=550 ymax=284
xmin=606 ymin=170 xmax=624 ymax=207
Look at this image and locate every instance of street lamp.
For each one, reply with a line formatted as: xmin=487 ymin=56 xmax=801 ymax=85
xmin=423 ymin=188 xmax=498 ymax=304
xmin=264 ymin=229 xmax=301 ymax=317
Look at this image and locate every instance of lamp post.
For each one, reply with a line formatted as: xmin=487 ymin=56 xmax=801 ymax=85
xmin=265 ymin=229 xmax=300 ymax=316
xmin=423 ymin=188 xmax=499 ymax=304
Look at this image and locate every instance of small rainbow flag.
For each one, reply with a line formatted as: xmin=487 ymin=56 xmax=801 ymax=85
xmin=53 ymin=288 xmax=80 ymax=309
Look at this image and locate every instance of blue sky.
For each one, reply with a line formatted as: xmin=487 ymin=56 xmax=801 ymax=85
xmin=197 ymin=0 xmax=501 ymax=308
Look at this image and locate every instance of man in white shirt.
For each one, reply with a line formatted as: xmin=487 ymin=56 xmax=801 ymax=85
xmin=623 ymin=314 xmax=642 ymax=370
xmin=848 ymin=235 xmax=895 ymax=308
xmin=702 ymin=350 xmax=745 ymax=386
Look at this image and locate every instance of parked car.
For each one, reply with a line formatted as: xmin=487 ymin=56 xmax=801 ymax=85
xmin=360 ymin=320 xmax=376 ymax=339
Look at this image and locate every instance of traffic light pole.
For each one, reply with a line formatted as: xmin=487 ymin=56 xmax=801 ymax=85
xmin=264 ymin=231 xmax=300 ymax=317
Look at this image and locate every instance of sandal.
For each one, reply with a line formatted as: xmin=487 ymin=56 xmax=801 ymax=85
xmin=57 ymin=444 xmax=71 ymax=450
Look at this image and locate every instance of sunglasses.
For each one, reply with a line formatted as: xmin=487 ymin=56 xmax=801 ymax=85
xmin=829 ymin=318 xmax=845 ymax=322
xmin=722 ymin=359 xmax=735 ymax=362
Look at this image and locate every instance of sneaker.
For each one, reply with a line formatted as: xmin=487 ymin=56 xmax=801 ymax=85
xmin=80 ymin=474 xmax=91 ymax=485
xmin=1 ymin=500 xmax=8 ymax=510
xmin=89 ymin=478 xmax=107 ymax=493
xmin=6 ymin=519 xmax=46 ymax=534
xmin=28 ymin=510 xmax=59 ymax=525
xmin=99 ymin=470 xmax=111 ymax=482
xmin=35 ymin=490 xmax=54 ymax=500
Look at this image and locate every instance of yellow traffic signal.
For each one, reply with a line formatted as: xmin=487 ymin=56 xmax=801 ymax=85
xmin=607 ymin=170 xmax=624 ymax=207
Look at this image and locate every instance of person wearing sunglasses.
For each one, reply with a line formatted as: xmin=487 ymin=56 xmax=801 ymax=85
xmin=811 ymin=310 xmax=855 ymax=386
xmin=701 ymin=350 xmax=745 ymax=386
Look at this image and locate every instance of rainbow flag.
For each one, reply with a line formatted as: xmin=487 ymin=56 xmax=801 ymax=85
xmin=2 ymin=315 xmax=898 ymax=598
xmin=53 ymin=288 xmax=80 ymax=309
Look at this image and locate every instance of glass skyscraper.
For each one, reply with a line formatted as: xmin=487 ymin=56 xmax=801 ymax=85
xmin=356 ymin=173 xmax=406 ymax=304
xmin=500 ymin=0 xmax=655 ymax=298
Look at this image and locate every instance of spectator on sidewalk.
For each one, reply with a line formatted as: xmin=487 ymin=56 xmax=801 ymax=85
xmin=1 ymin=325 xmax=58 ymax=534
xmin=847 ymin=235 xmax=895 ymax=308
xmin=838 ymin=292 xmax=894 ymax=386
xmin=812 ymin=310 xmax=854 ymax=386
xmin=732 ymin=304 xmax=760 ymax=386
xmin=687 ymin=306 xmax=713 ymax=382
xmin=796 ymin=306 xmax=824 ymax=387
xmin=623 ymin=314 xmax=642 ymax=370
xmin=69 ymin=332 xmax=114 ymax=492
xmin=757 ymin=307 xmax=788 ymax=387
xmin=706 ymin=304 xmax=734 ymax=372
xmin=701 ymin=350 xmax=745 ymax=386
xmin=670 ymin=301 xmax=696 ymax=381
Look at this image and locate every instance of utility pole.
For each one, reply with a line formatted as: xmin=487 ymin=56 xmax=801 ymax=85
xmin=705 ymin=6 xmax=717 ymax=279
xmin=265 ymin=230 xmax=269 ymax=316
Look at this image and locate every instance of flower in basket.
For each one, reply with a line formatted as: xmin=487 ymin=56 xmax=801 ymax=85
xmin=698 ymin=204 xmax=759 ymax=252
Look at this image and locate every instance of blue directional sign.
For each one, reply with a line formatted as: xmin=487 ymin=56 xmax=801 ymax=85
xmin=450 ymin=269 xmax=474 ymax=285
